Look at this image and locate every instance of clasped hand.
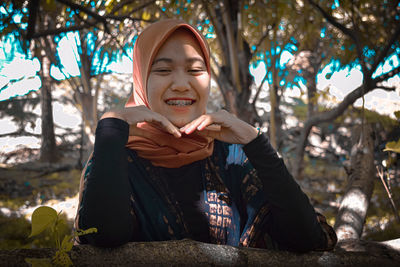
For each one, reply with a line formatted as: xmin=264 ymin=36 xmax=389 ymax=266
xmin=101 ymin=106 xmax=258 ymax=145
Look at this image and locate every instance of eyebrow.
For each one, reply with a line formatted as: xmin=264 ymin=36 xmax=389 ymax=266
xmin=152 ymin=57 xmax=205 ymax=66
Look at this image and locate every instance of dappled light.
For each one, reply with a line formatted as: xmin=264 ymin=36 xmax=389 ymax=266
xmin=335 ymin=190 xmax=369 ymax=241
xmin=0 ymin=1 xmax=399 ymax=265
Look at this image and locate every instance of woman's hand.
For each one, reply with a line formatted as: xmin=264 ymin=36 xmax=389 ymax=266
xmin=179 ymin=110 xmax=258 ymax=145
xmin=101 ymin=106 xmax=181 ymax=138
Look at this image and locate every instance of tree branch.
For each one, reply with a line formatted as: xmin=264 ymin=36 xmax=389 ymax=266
xmin=103 ymin=14 xmax=153 ymax=23
xmin=370 ymin=23 xmax=400 ymax=76
xmin=55 ymin=0 xmax=110 ymax=33
xmin=251 ymin=71 xmax=268 ymax=105
xmin=301 ymin=64 xmax=399 ymax=130
xmin=26 ymin=0 xmax=39 ymax=41
xmin=1 ymin=239 xmax=400 ymax=266
xmin=110 ymin=0 xmax=157 ymax=15
xmin=55 ymin=0 xmax=106 ymax=24
xmin=75 ymin=12 xmax=100 ymax=30
xmin=31 ymin=25 xmax=87 ymax=39
xmin=251 ymin=23 xmax=275 ymax=58
xmin=0 ymin=129 xmax=40 ymax=138
xmin=373 ymin=65 xmax=400 ymax=85
xmin=308 ymin=0 xmax=356 ymax=41
xmin=28 ymin=0 xmax=156 ymax=39
xmin=308 ymin=0 xmax=368 ymax=79
xmin=375 ymin=86 xmax=396 ymax=92
xmin=202 ymin=0 xmax=228 ymax=66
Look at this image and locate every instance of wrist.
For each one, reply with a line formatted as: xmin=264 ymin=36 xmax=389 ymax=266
xmin=101 ymin=110 xmax=127 ymax=122
xmin=243 ymin=126 xmax=259 ymax=144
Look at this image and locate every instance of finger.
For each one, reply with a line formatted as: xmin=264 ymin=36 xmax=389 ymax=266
xmin=179 ymin=116 xmax=204 ymax=134
xmin=183 ymin=116 xmax=209 ymax=134
xmin=179 ymin=123 xmax=190 ymax=133
xmin=196 ymin=116 xmax=215 ymax=131
xmin=196 ymin=111 xmax=230 ymax=132
xmin=141 ymin=115 xmax=181 ymax=138
xmin=157 ymin=117 xmax=182 ymax=138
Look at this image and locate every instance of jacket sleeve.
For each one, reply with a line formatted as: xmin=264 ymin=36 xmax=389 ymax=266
xmin=76 ymin=118 xmax=136 ymax=247
xmin=242 ymin=133 xmax=332 ymax=252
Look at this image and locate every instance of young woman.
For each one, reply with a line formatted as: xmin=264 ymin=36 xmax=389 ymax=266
xmin=75 ymin=19 xmax=336 ymax=252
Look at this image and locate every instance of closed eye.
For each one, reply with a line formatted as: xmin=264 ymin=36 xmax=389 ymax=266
xmin=188 ymin=68 xmax=206 ymax=74
xmin=152 ymin=68 xmax=171 ymax=74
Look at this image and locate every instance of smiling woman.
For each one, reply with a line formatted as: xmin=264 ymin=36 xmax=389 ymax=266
xmin=74 ymin=19 xmax=337 ymax=252
xmin=146 ymin=28 xmax=210 ymax=128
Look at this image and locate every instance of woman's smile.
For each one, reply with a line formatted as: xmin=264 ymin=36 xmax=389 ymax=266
xmin=165 ymin=98 xmax=196 ymax=106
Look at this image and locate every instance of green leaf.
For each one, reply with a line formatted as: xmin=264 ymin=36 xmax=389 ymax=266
xmin=25 ymin=257 xmax=52 ymax=267
xmin=75 ymin=227 xmax=97 ymax=236
xmin=61 ymin=235 xmax=74 ymax=252
xmin=52 ymin=250 xmax=73 ymax=267
xmin=383 ymin=139 xmax=400 ymax=153
xmin=28 ymin=206 xmax=58 ymax=238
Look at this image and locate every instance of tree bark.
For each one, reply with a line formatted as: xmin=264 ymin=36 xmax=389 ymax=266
xmin=292 ymin=123 xmax=313 ymax=180
xmin=334 ymin=124 xmax=375 ymax=241
xmin=1 ymin=239 xmax=400 ymax=266
xmin=38 ymin=53 xmax=58 ymax=163
xmin=205 ymin=1 xmax=257 ymax=124
xmin=288 ymin=48 xmax=322 ymax=180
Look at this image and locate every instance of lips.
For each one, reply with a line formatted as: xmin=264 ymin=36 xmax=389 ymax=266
xmin=165 ymin=98 xmax=196 ymax=106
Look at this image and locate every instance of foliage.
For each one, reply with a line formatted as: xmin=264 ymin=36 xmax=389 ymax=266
xmin=384 ymin=139 xmax=400 ymax=154
xmin=308 ymin=0 xmax=400 ymax=72
xmin=0 ymin=92 xmax=40 ymax=130
xmin=0 ymin=168 xmax=82 ymax=250
xmin=0 ymin=213 xmax=31 ymax=249
xmin=383 ymin=110 xmax=400 ymax=153
xmin=0 ymin=211 xmax=71 ymax=250
xmin=364 ymin=179 xmax=400 ymax=241
xmin=0 ymin=1 xmax=29 ymax=51
xmin=25 ymin=206 xmax=96 ymax=267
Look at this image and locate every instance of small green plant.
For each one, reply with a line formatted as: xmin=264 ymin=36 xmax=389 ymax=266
xmin=25 ymin=206 xmax=97 ymax=267
xmin=384 ymin=139 xmax=400 ymax=154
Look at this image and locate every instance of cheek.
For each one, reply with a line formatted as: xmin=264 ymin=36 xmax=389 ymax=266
xmin=146 ymin=75 xmax=164 ymax=109
xmin=195 ymin=75 xmax=210 ymax=97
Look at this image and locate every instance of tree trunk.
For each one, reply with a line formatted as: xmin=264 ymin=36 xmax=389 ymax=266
xmin=2 ymin=239 xmax=400 ymax=266
xmin=292 ymin=122 xmax=313 ymax=180
xmin=75 ymin=93 xmax=96 ymax=167
xmin=334 ymin=124 xmax=375 ymax=241
xmin=38 ymin=54 xmax=58 ymax=163
xmin=206 ymin=1 xmax=258 ymax=125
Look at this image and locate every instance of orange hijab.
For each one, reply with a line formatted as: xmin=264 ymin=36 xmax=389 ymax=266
xmin=125 ymin=19 xmax=214 ymax=168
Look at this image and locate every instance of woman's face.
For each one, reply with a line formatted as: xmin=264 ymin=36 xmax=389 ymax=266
xmin=147 ymin=29 xmax=210 ymax=128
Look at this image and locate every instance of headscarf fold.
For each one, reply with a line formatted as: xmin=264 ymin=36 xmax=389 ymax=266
xmin=125 ymin=19 xmax=213 ymax=168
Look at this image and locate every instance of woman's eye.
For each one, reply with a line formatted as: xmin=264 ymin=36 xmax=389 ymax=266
xmin=153 ymin=69 xmax=171 ymax=73
xmin=188 ymin=69 xmax=205 ymax=73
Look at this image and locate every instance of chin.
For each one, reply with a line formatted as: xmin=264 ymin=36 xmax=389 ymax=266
xmin=171 ymin=120 xmax=188 ymax=128
xmin=169 ymin=116 xmax=193 ymax=128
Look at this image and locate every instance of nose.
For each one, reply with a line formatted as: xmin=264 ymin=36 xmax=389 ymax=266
xmin=170 ymin=70 xmax=190 ymax=92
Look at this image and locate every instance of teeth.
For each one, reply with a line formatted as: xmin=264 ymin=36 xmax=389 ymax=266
xmin=166 ymin=100 xmax=194 ymax=106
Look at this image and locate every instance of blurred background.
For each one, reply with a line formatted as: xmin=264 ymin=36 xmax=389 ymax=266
xmin=0 ymin=0 xmax=399 ymax=249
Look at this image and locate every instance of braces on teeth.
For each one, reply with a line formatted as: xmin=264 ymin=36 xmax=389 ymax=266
xmin=166 ymin=100 xmax=193 ymax=106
